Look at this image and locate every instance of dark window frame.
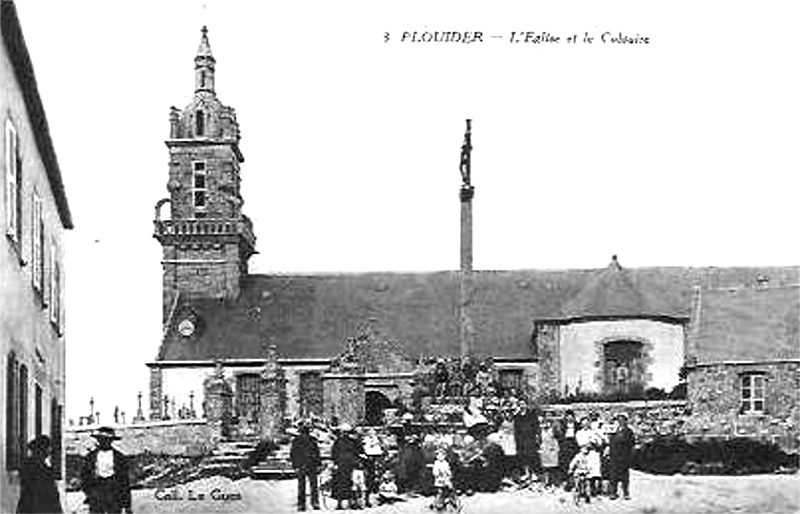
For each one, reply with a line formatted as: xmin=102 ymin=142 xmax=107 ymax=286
xmin=740 ymin=372 xmax=766 ymax=414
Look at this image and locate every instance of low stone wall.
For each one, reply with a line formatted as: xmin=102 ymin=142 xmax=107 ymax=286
xmin=65 ymin=419 xmax=217 ymax=456
xmin=542 ymin=400 xmax=689 ymax=444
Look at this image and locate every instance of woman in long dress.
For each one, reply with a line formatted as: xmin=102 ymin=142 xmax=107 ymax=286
xmin=331 ymin=424 xmax=363 ymax=510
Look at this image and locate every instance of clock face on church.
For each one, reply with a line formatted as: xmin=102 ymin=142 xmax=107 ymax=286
xmin=178 ymin=318 xmax=196 ymax=337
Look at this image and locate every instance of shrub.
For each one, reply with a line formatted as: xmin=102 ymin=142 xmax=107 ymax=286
xmin=634 ymin=436 xmax=799 ymax=475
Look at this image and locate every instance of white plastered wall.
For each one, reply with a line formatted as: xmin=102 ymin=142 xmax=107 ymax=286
xmin=559 ymin=319 xmax=684 ymax=394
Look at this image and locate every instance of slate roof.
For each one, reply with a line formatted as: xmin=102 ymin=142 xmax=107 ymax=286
xmin=156 ymin=263 xmax=799 ymax=363
xmin=690 ymin=284 xmax=800 ymax=364
xmin=559 ymin=255 xmax=669 ymax=320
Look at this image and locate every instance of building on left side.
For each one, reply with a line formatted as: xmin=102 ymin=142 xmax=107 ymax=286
xmin=0 ymin=1 xmax=73 ymax=511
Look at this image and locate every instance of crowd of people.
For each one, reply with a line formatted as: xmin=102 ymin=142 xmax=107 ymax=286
xmin=287 ymin=399 xmax=638 ymax=511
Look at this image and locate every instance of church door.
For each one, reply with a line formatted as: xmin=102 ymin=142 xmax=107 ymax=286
xmin=235 ymin=373 xmax=261 ymax=429
xmin=602 ymin=340 xmax=645 ymax=397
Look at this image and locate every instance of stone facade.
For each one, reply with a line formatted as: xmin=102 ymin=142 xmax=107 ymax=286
xmin=684 ymin=361 xmax=800 ymax=452
xmin=1 ymin=4 xmax=73 ymax=510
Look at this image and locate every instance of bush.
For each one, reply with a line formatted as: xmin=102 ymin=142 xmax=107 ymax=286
xmin=634 ymin=436 xmax=799 ymax=475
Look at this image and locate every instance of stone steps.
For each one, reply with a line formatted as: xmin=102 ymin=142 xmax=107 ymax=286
xmin=250 ymin=440 xmax=295 ymax=480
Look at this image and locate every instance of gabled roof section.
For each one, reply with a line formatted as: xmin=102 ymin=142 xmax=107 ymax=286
xmin=155 ymin=265 xmax=799 ymax=364
xmin=557 ymin=256 xmax=679 ymax=321
xmin=1 ymin=1 xmax=73 ymax=229
xmin=690 ymin=284 xmax=800 ymax=364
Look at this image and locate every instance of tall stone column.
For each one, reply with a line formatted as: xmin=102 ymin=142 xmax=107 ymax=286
xmin=323 ymin=360 xmax=366 ymax=427
xmin=259 ymin=345 xmax=287 ymax=441
xmin=149 ymin=367 xmax=164 ymax=420
xmin=460 ymin=185 xmax=474 ymax=273
xmin=203 ymin=361 xmax=233 ymax=440
xmin=458 ymin=118 xmax=475 ymax=358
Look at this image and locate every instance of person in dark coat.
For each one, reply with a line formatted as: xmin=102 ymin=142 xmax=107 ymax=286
xmin=608 ymin=414 xmax=636 ymax=500
xmin=80 ymin=427 xmax=132 ymax=513
xmin=330 ymin=424 xmax=363 ymax=510
xmin=434 ymin=359 xmax=449 ymax=397
xmin=17 ymin=435 xmax=63 ymax=513
xmin=290 ymin=422 xmax=322 ymax=511
xmin=513 ymin=399 xmax=541 ymax=482
xmin=478 ymin=437 xmax=504 ymax=492
xmin=554 ymin=409 xmax=579 ymax=490
xmin=395 ymin=433 xmax=425 ymax=494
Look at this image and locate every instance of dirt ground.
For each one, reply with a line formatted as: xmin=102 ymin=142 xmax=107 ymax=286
xmin=66 ymin=471 xmax=799 ymax=514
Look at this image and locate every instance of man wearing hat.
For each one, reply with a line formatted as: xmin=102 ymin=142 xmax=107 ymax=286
xmin=608 ymin=414 xmax=636 ymax=500
xmin=80 ymin=427 xmax=132 ymax=513
xmin=290 ymin=421 xmax=322 ymax=511
xmin=17 ymin=435 xmax=63 ymax=513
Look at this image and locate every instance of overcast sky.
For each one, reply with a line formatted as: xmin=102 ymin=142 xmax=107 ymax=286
xmin=14 ymin=1 xmax=799 ymax=421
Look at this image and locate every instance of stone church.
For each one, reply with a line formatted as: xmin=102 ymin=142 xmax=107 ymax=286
xmin=147 ymin=28 xmax=799 ymax=449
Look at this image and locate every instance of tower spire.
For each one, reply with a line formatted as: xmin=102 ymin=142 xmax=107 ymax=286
xmin=195 ymin=25 xmax=216 ymax=93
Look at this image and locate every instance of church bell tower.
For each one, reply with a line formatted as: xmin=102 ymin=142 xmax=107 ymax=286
xmin=154 ymin=26 xmax=256 ymax=322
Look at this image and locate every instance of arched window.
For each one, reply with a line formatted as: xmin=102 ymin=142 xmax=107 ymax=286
xmin=195 ymin=110 xmax=204 ymax=136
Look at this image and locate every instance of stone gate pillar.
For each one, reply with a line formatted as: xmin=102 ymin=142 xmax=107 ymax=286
xmin=203 ymin=361 xmax=233 ymax=440
xmin=149 ymin=367 xmax=164 ymax=420
xmin=323 ymin=359 xmax=366 ymax=426
xmin=259 ymin=345 xmax=287 ymax=440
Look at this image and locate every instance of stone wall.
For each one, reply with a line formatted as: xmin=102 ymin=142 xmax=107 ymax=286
xmin=541 ymin=400 xmax=689 ymax=444
xmin=65 ymin=420 xmax=217 ymax=457
xmin=323 ymin=373 xmax=365 ymax=426
xmin=684 ymin=361 xmax=800 ymax=452
xmin=536 ymin=323 xmax=561 ymax=399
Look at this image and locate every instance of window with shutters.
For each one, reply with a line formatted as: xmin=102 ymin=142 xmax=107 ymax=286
xmin=51 ymin=399 xmax=62 ymax=479
xmin=5 ymin=352 xmax=19 ymax=470
xmin=18 ymin=364 xmax=28 ymax=468
xmin=5 ymin=119 xmax=22 ymax=248
xmin=49 ymin=240 xmax=62 ymax=332
xmin=34 ymin=383 xmax=42 ymax=437
xmin=32 ymin=190 xmax=44 ymax=296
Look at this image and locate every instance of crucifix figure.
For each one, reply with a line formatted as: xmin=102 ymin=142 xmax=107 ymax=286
xmin=459 ymin=119 xmax=472 ymax=187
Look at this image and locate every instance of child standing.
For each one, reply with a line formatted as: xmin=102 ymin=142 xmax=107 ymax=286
xmin=539 ymin=421 xmax=560 ymax=489
xmin=431 ymin=449 xmax=455 ymax=511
